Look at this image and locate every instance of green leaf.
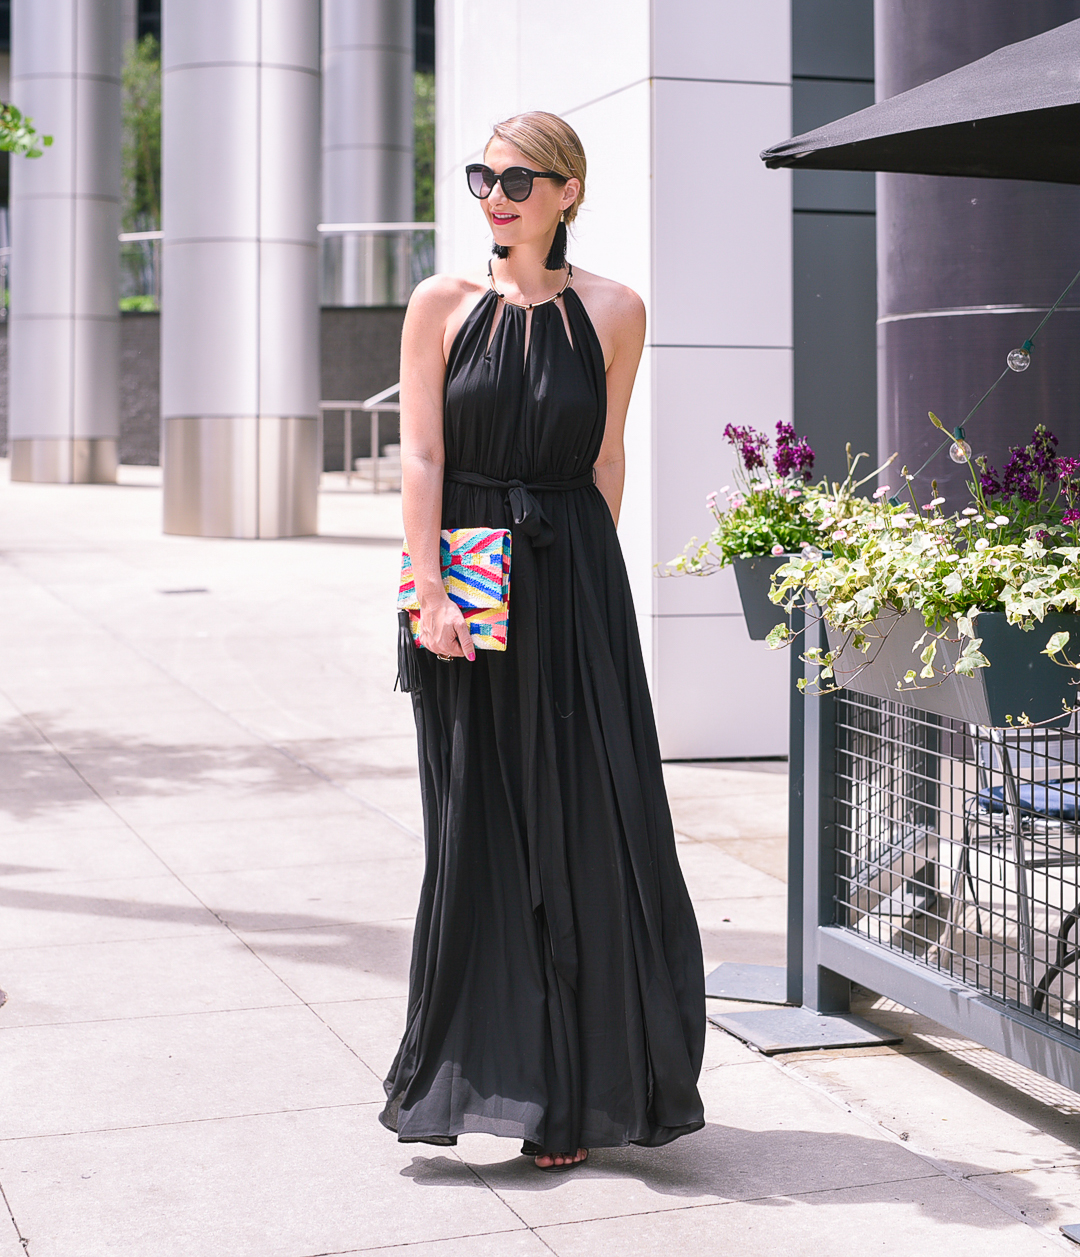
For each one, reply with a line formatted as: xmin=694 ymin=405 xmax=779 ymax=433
xmin=765 ymin=624 xmax=790 ymax=650
xmin=1044 ymin=630 xmax=1070 ymax=658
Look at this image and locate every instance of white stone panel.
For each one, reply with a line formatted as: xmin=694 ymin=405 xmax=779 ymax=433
xmin=161 ymin=242 xmax=260 ymax=419
xmin=162 ymin=0 xmax=259 ymax=68
xmin=652 ymin=79 xmax=792 ymax=349
xmin=654 ymin=613 xmax=790 ymax=759
xmin=653 ymin=0 xmax=790 ymax=83
xmin=163 ymin=66 xmax=260 ymax=242
xmin=562 ymin=82 xmax=652 ymax=309
xmin=517 ymin=0 xmax=650 ymax=110
xmin=652 ymin=345 xmax=794 ymax=617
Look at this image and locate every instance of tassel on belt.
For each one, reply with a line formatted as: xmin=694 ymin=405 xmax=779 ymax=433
xmin=444 ymin=468 xmax=595 ymax=548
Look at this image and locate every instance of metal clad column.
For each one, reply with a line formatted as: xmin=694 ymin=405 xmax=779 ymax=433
xmin=10 ymin=0 xmax=121 ymax=484
xmin=876 ymin=0 xmax=1080 ymax=504
xmin=161 ymin=0 xmax=320 ymax=538
xmin=321 ymin=0 xmax=413 ymax=306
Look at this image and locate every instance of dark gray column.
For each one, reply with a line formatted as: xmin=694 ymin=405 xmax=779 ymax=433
xmin=876 ymin=1 xmax=1080 ymax=505
xmin=9 ymin=0 xmax=122 ymax=484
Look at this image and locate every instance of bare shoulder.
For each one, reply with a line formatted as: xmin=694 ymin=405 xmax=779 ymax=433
xmin=405 ymin=271 xmax=490 ymax=360
xmin=569 ymin=268 xmax=645 ymax=363
xmin=408 ymin=271 xmax=486 ymax=318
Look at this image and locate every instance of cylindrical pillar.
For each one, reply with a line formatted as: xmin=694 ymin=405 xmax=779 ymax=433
xmin=160 ymin=0 xmax=320 ymax=538
xmin=321 ymin=0 xmax=413 ymax=307
xmin=876 ymin=1 xmax=1080 ymax=504
xmin=9 ymin=0 xmax=121 ymax=484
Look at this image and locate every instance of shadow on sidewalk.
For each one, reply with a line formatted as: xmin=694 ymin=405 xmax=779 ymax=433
xmin=399 ymin=1122 xmax=1045 ymax=1222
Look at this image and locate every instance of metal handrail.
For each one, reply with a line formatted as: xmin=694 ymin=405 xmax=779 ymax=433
xmin=117 ymin=225 xmax=436 ymax=242
xmin=320 ymin=383 xmax=400 ymax=492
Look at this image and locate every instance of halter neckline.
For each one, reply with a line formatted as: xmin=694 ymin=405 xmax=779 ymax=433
xmin=487 ymin=260 xmax=573 ymax=310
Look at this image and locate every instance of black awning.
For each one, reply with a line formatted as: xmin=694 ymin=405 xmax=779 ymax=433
xmin=762 ymin=18 xmax=1080 ymax=185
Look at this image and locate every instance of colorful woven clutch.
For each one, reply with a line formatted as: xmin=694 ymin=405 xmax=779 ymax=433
xmin=397 ymin=527 xmax=512 ymax=652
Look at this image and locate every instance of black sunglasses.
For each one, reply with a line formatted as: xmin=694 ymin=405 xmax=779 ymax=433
xmin=466 ymin=163 xmax=565 ymax=203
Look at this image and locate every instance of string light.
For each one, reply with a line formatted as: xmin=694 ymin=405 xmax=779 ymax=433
xmin=1007 ymin=339 xmax=1033 ymax=372
xmin=949 ymin=425 xmax=972 ymax=463
xmin=902 ymin=266 xmax=1080 ymax=489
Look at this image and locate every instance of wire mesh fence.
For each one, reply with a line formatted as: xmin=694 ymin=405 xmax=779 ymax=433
xmin=834 ymin=690 xmax=1080 ymax=1037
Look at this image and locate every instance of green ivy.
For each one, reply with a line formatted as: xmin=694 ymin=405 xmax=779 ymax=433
xmin=0 ymin=103 xmax=52 ymax=158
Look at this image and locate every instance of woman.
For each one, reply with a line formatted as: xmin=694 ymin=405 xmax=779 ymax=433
xmin=382 ymin=111 xmax=705 ymax=1171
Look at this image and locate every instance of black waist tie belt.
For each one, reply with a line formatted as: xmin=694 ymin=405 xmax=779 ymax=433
xmin=444 ymin=468 xmax=595 ymax=548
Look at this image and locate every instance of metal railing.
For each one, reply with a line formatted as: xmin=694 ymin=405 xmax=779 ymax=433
xmin=113 ymin=224 xmax=436 ymax=310
xmin=795 ymin=613 xmax=1080 ymax=1093
xmin=119 ymin=229 xmax=162 ymax=308
xmin=319 ymin=383 xmax=401 ymax=492
xmin=318 ymin=222 xmax=436 ymax=306
xmin=834 ymin=693 xmax=1080 ymax=1033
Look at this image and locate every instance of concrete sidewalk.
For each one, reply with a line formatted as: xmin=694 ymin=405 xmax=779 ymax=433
xmin=0 ymin=462 xmax=1077 ymax=1257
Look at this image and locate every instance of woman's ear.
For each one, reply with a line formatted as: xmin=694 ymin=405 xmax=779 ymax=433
xmin=561 ymin=178 xmax=581 ymax=212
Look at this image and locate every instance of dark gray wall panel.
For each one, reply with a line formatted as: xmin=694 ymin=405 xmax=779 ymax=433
xmin=793 ymin=0 xmax=874 ymax=79
xmin=795 ymin=213 xmax=878 ymax=482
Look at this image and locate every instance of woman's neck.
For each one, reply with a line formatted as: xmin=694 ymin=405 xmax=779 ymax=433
xmin=491 ymin=240 xmax=565 ymax=303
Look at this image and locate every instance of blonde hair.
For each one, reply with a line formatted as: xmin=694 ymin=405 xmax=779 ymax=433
xmin=487 ymin=111 xmax=586 ymax=225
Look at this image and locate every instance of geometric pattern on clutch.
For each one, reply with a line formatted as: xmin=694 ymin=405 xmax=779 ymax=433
xmin=397 ymin=527 xmax=511 ymax=651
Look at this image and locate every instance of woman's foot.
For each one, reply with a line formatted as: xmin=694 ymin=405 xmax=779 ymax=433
xmin=534 ymin=1148 xmax=588 ymax=1171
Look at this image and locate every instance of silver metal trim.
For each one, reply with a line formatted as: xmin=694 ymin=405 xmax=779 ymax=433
xmin=817 ymin=925 xmax=1080 ymax=1094
xmin=878 ymin=304 xmax=1080 ymax=325
xmin=10 ymin=438 xmax=118 ymax=484
xmin=162 ymin=416 xmax=318 ymax=539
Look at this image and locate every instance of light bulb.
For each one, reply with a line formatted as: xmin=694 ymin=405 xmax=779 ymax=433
xmin=949 ymin=439 xmax=972 ymax=463
xmin=1007 ymin=347 xmax=1031 ymax=372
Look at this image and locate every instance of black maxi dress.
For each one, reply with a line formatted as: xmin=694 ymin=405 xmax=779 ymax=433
xmin=381 ymin=284 xmax=706 ymax=1155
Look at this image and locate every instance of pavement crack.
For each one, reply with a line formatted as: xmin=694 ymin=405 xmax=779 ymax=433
xmin=0 ymin=1176 xmax=30 ymax=1254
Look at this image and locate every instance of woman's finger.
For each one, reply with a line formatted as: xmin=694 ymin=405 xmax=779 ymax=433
xmin=455 ymin=621 xmax=476 ymax=661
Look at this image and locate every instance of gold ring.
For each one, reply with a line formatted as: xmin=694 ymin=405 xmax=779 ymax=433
xmin=436 ymin=654 xmax=452 ymax=662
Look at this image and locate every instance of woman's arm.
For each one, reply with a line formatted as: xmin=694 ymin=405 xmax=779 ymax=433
xmin=399 ymin=277 xmax=475 ymax=661
xmin=593 ymin=287 xmax=646 ymax=527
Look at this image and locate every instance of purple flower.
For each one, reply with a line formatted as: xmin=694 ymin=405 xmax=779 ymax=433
xmin=994 ymin=425 xmax=1060 ymax=502
xmin=979 ymin=467 xmax=1002 ymax=497
xmin=1056 ymin=456 xmax=1080 ymax=479
xmin=1035 ymin=530 xmax=1050 ymax=542
xmin=723 ymin=423 xmax=769 ymax=471
xmin=772 ymin=421 xmax=815 ymax=480
xmin=1064 ymin=508 xmax=1080 ymax=526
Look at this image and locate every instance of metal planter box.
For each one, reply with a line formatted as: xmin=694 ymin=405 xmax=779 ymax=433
xmin=824 ymin=609 xmax=1079 ymax=727
xmin=733 ymin=555 xmax=791 ymax=641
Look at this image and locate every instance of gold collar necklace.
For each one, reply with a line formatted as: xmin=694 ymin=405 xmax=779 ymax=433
xmin=488 ymin=260 xmax=573 ymax=310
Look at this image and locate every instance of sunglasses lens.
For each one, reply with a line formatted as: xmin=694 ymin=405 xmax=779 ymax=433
xmin=466 ymin=166 xmax=492 ymax=198
xmin=500 ymin=168 xmax=533 ymax=201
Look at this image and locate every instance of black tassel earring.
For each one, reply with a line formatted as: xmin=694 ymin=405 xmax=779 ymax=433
xmin=544 ymin=216 xmax=567 ymax=271
xmin=491 ymin=242 xmax=509 ymax=259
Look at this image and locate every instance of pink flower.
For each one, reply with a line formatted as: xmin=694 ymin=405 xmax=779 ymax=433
xmin=873 ymin=486 xmax=890 ymax=500
xmin=771 ymin=543 xmax=784 ymax=556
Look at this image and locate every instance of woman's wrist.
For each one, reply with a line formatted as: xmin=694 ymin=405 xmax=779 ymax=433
xmin=417 ymin=583 xmax=451 ymax=612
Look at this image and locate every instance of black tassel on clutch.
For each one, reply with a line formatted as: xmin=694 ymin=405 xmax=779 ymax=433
xmin=544 ymin=219 xmax=567 ymax=271
xmin=395 ymin=609 xmax=422 ymax=693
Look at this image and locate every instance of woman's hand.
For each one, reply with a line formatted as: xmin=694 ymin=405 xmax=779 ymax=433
xmin=418 ymin=594 xmax=476 ymax=661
